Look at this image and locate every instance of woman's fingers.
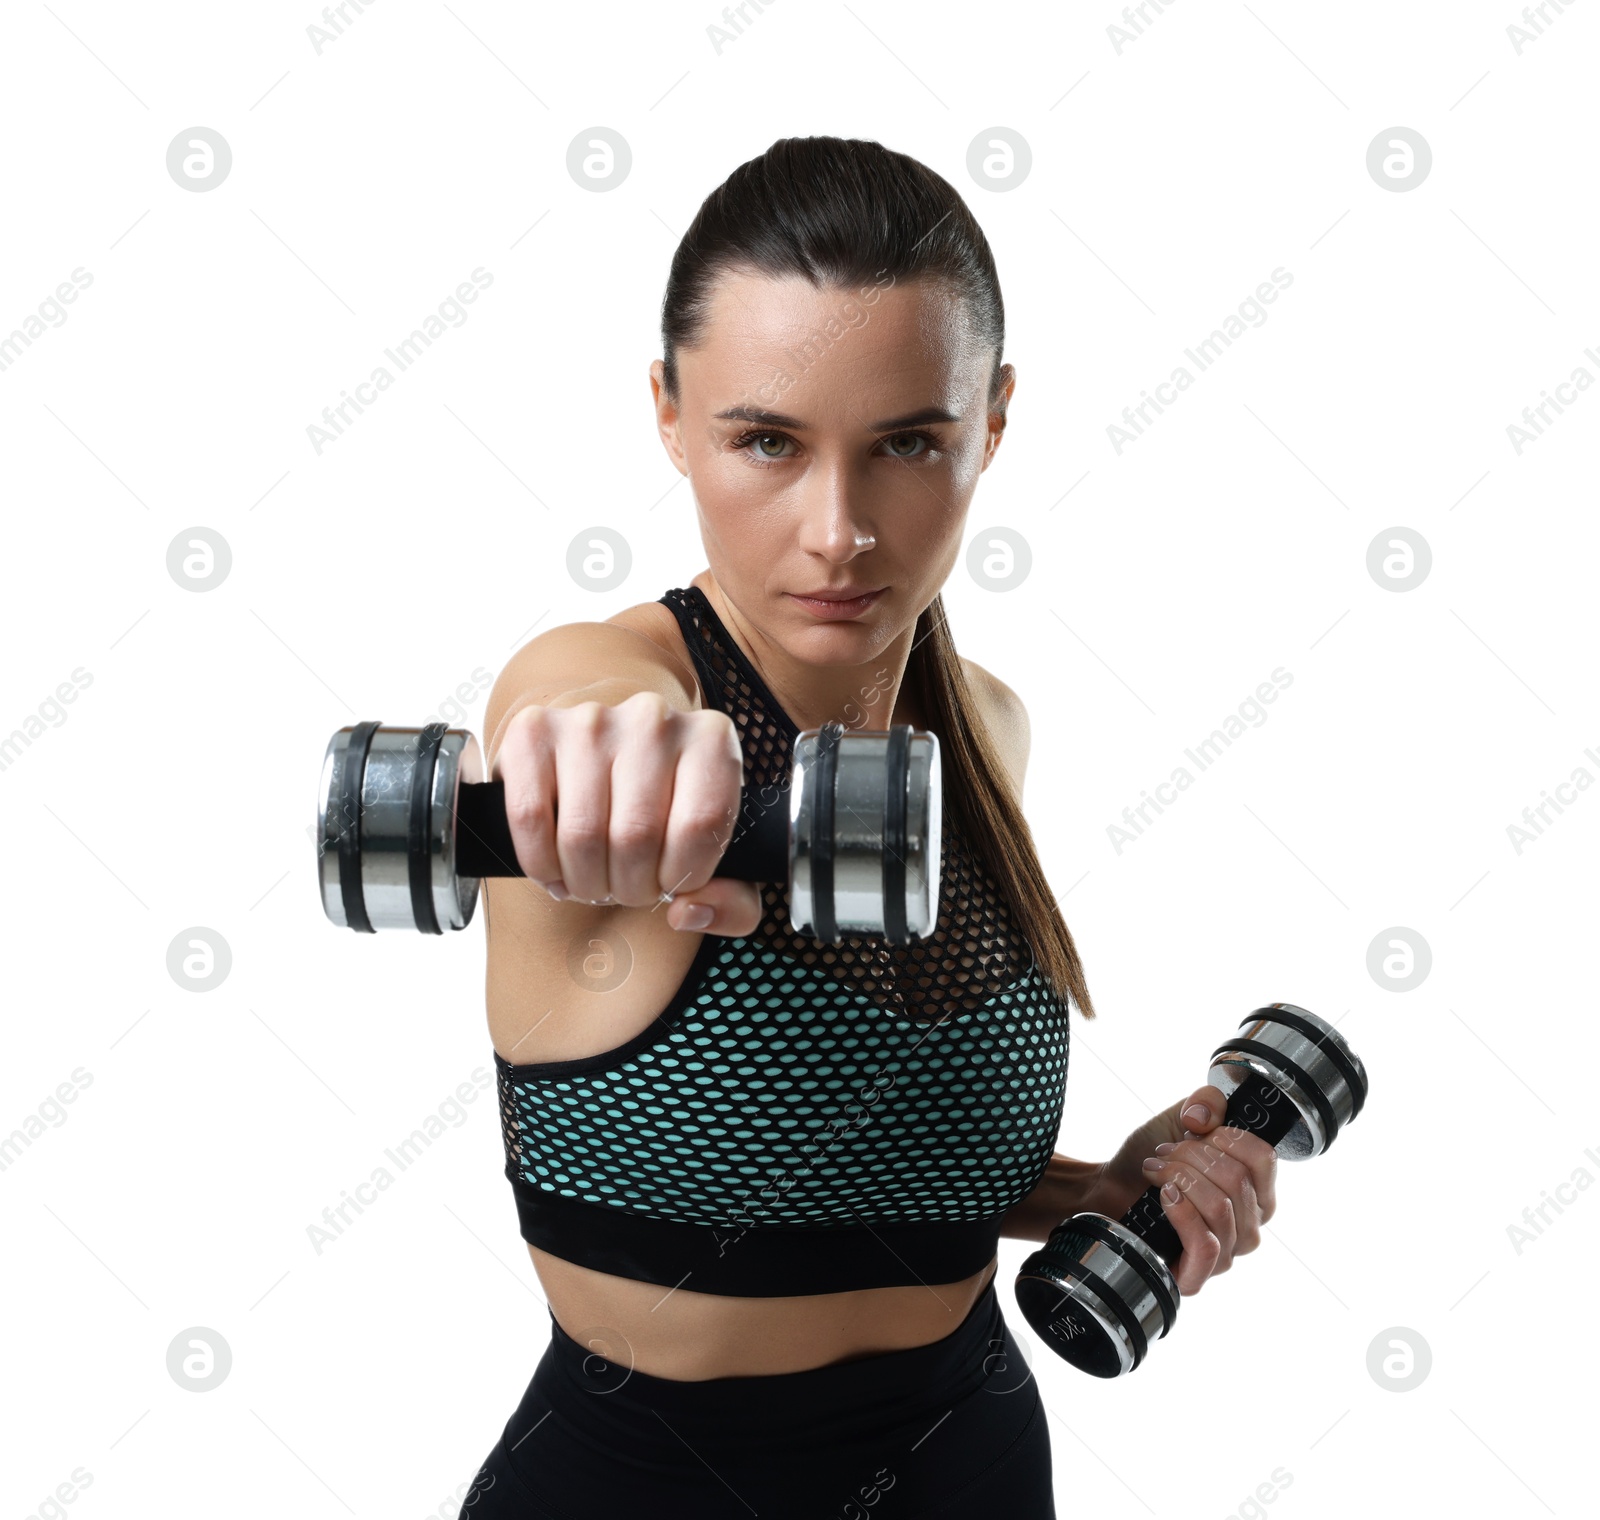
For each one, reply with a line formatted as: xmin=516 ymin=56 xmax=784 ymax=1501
xmin=548 ymin=704 xmax=615 ymax=902
xmin=604 ymin=706 xmax=681 ymax=906
xmin=1174 ymin=1084 xmax=1229 ymax=1139
xmin=1204 ymin=1126 xmax=1276 ymax=1236
xmin=1125 ymin=1085 xmax=1283 ymax=1298
xmin=1209 ymin=1125 xmax=1278 ymax=1228
xmin=496 ymin=713 xmax=564 ymax=888
xmin=1157 ymin=1119 xmax=1277 ymax=1242
xmin=1182 ymin=1135 xmax=1257 ymax=1255
xmin=657 ymin=711 xmax=746 ymax=899
xmin=1153 ymin=1158 xmax=1231 ymax=1294
xmin=495 ymin=695 xmax=749 ymax=910
xmin=1146 ymin=1127 xmax=1278 ymax=1293
xmin=664 ymin=878 xmax=763 ymax=937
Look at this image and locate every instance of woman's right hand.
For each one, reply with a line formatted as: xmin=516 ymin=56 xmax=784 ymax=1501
xmin=492 ymin=691 xmax=764 ymax=936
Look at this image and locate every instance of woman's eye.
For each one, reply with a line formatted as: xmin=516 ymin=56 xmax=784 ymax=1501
xmin=730 ymin=429 xmax=938 ymax=465
xmin=730 ymin=430 xmax=794 ymax=462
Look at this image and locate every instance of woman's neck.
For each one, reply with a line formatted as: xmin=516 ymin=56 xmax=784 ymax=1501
xmin=692 ymin=569 xmax=923 ymax=736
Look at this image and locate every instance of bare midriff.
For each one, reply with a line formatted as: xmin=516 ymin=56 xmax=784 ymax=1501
xmin=528 ymin=1245 xmax=1000 ymax=1381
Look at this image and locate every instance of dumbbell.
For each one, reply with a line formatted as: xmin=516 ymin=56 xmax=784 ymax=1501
xmin=1015 ymin=1003 xmax=1368 ymax=1377
xmin=315 ymin=718 xmax=941 ymax=942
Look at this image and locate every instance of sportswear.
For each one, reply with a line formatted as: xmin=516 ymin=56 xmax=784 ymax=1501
xmin=463 ymin=1274 xmax=1056 ymax=1517
xmin=492 ymin=584 xmax=1071 ymax=1296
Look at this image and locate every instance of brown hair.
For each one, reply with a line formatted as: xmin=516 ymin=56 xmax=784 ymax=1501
xmin=659 ymin=135 xmax=1097 ymax=1021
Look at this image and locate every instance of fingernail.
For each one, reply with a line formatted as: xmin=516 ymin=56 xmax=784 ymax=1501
xmin=1181 ymin=1103 xmax=1210 ymax=1125
xmin=541 ymin=880 xmax=568 ymax=901
xmin=1161 ymin=1182 xmax=1180 ymax=1204
xmin=1141 ymin=1156 xmax=1164 ymax=1172
xmin=673 ymin=904 xmax=713 ymax=931
xmin=1154 ymin=1142 xmax=1175 ymax=1155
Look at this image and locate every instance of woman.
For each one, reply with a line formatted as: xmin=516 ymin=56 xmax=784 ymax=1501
xmin=464 ymin=136 xmax=1277 ymax=1517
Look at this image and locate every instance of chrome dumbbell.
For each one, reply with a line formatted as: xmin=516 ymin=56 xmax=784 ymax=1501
xmin=1015 ymin=1004 xmax=1368 ymax=1376
xmin=316 ymin=718 xmax=941 ymax=942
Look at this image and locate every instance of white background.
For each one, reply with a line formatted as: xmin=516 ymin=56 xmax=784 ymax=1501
xmin=1 ymin=1 xmax=1595 ymax=1516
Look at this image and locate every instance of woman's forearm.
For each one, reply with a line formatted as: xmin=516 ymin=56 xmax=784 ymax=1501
xmin=999 ymin=1152 xmax=1108 ymax=1243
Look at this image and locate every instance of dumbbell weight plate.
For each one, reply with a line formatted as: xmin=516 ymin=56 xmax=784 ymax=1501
xmin=319 ymin=721 xmax=483 ymax=935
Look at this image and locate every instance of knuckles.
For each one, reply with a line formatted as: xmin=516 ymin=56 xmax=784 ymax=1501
xmin=496 ymin=696 xmax=745 ymax=900
xmin=608 ymin=816 xmax=667 ymax=855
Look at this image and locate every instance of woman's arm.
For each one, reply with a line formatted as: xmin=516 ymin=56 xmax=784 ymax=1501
xmin=977 ymin=672 xmax=1088 ymax=1243
xmin=1011 ymin=1092 xmax=1280 ymax=1293
xmin=999 ymin=1152 xmax=1109 ymax=1242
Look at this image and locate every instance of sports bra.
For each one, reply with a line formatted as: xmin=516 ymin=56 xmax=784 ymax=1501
xmin=493 ymin=584 xmax=1071 ymax=1296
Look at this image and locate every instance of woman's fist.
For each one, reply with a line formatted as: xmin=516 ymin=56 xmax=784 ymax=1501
xmin=492 ymin=691 xmax=764 ymax=936
xmin=1086 ymin=1085 xmax=1279 ymax=1297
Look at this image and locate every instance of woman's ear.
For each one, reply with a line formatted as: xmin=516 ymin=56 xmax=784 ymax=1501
xmin=649 ymin=358 xmax=690 ymax=474
xmin=996 ymin=361 xmax=1016 ymax=420
xmin=983 ymin=362 xmax=1016 ymax=467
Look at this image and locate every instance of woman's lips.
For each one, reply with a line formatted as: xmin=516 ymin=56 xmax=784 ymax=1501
xmin=786 ymin=589 xmax=885 ymax=619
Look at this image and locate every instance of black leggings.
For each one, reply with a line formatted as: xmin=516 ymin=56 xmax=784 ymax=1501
xmin=462 ymin=1278 xmax=1055 ymax=1518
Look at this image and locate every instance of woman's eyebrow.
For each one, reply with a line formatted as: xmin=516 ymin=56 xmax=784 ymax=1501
xmin=712 ymin=404 xmax=961 ymax=431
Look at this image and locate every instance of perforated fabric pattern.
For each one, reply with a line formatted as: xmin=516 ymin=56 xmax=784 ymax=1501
xmin=497 ymin=943 xmax=1067 ymax=1226
xmin=668 ymin=584 xmax=1041 ymax=1025
xmin=494 ymin=585 xmax=1070 ymax=1239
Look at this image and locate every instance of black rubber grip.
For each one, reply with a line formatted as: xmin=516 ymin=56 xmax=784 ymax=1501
xmin=453 ymin=776 xmax=790 ymax=885
xmin=337 ymin=720 xmax=380 ymax=934
xmin=1118 ymin=1068 xmax=1297 ymax=1267
xmin=408 ymin=723 xmax=447 ymax=936
xmin=718 ymin=777 xmax=792 ymax=884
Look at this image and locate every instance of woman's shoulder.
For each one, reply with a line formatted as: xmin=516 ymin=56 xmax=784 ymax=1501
xmin=605 ymin=598 xmax=703 ymax=708
xmin=962 ymin=658 xmax=1027 ymax=730
xmin=481 ymin=598 xmax=703 ymax=764
xmin=960 ymin=657 xmax=1030 ymax=803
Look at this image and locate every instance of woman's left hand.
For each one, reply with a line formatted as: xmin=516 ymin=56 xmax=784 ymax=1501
xmin=1080 ymin=1085 xmax=1279 ymax=1297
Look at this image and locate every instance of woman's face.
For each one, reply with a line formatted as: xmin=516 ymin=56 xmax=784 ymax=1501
xmin=651 ymin=269 xmax=1014 ymax=679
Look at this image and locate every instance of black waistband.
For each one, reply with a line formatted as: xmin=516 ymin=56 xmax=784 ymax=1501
xmin=536 ymin=1274 xmax=1009 ymax=1457
xmin=508 ymin=1172 xmax=1004 ymax=1297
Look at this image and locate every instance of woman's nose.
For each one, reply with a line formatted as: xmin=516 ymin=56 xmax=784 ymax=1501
xmin=796 ymin=467 xmax=875 ymax=557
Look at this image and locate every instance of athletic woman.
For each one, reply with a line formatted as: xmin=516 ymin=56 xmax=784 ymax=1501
xmin=463 ymin=135 xmax=1277 ymax=1517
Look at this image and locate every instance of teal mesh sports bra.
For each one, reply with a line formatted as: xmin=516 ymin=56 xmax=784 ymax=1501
xmin=493 ymin=585 xmax=1071 ymax=1296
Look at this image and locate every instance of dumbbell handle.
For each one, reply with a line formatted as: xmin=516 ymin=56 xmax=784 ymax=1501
xmin=452 ymin=778 xmax=789 ymax=884
xmin=1116 ymin=1067 xmax=1302 ymax=1268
